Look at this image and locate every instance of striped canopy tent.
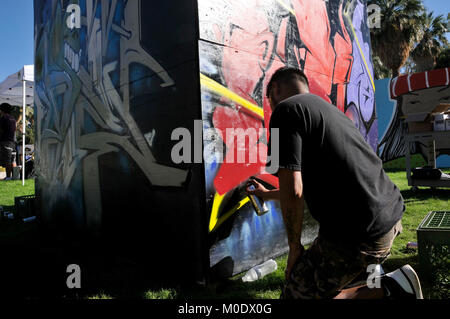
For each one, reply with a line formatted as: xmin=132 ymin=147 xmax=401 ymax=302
xmin=0 ymin=65 xmax=34 ymax=185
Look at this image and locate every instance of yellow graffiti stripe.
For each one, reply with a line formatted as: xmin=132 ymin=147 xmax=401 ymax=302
xmin=209 ymin=192 xmax=251 ymax=233
xmin=209 ymin=192 xmax=225 ymax=232
xmin=276 ymin=0 xmax=295 ymax=15
xmin=200 ymin=73 xmax=264 ymax=120
xmin=347 ymin=19 xmax=376 ymax=92
xmin=200 ymin=74 xmax=263 ymax=232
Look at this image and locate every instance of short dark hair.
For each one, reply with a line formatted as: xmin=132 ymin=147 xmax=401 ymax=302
xmin=0 ymin=103 xmax=13 ymax=114
xmin=266 ymin=67 xmax=309 ymax=98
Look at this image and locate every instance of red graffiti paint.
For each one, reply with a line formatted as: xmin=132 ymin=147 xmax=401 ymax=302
xmin=209 ymin=0 xmax=356 ymax=195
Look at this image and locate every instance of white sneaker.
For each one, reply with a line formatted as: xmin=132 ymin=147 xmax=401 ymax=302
xmin=382 ymin=264 xmax=423 ymax=299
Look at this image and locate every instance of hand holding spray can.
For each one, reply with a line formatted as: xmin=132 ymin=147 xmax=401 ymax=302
xmin=247 ymin=184 xmax=269 ymax=216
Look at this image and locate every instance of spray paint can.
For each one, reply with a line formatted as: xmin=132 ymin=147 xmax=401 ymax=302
xmin=247 ymin=185 xmax=269 ymax=216
xmin=23 ymin=216 xmax=36 ymax=223
xmin=1 ymin=211 xmax=11 ymax=220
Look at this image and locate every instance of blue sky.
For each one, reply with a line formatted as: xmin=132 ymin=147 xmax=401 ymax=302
xmin=423 ymin=0 xmax=450 ymax=20
xmin=0 ymin=0 xmax=34 ymax=82
xmin=0 ymin=0 xmax=448 ymax=82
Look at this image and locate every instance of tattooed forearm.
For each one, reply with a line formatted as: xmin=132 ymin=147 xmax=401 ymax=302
xmin=278 ymin=169 xmax=304 ymax=249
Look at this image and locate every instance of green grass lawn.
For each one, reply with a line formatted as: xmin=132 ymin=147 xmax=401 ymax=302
xmin=0 ymin=179 xmax=36 ymax=243
xmin=0 ymin=179 xmax=35 ymax=209
xmin=0 ymin=172 xmax=449 ymax=300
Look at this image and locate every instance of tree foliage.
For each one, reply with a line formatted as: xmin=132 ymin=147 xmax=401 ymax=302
xmin=435 ymin=46 xmax=450 ymax=70
xmin=369 ymin=0 xmax=449 ymax=79
xmin=411 ymin=12 xmax=449 ymax=72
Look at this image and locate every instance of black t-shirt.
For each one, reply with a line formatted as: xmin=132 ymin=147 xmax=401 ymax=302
xmin=0 ymin=113 xmax=16 ymax=142
xmin=267 ymin=93 xmax=404 ymax=243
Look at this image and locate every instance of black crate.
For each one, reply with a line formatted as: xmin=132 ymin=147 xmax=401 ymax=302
xmin=417 ymin=211 xmax=450 ymax=279
xmin=14 ymin=195 xmax=36 ymax=219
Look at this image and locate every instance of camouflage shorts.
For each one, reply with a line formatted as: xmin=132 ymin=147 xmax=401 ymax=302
xmin=282 ymin=220 xmax=403 ymax=299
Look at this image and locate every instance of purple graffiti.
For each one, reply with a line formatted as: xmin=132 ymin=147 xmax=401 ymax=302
xmin=346 ymin=0 xmax=378 ymax=152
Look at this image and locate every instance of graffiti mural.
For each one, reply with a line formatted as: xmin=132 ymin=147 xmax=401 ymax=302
xmin=34 ymin=0 xmax=208 ymax=282
xmin=35 ymin=0 xmax=191 ymax=225
xmin=35 ymin=0 xmax=378 ymax=281
xmin=198 ymin=0 xmax=377 ymax=274
xmin=345 ymin=0 xmax=377 ymax=151
xmin=377 ymin=68 xmax=450 ymax=167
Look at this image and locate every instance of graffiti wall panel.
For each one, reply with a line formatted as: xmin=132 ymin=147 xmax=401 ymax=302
xmin=198 ymin=0 xmax=377 ymax=275
xmin=34 ymin=0 xmax=208 ymax=282
xmin=377 ymin=68 xmax=450 ymax=167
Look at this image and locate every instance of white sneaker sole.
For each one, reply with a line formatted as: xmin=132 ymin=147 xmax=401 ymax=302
xmin=400 ymin=264 xmax=423 ymax=299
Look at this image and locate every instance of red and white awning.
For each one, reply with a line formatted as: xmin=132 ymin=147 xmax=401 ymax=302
xmin=389 ymin=67 xmax=450 ymax=99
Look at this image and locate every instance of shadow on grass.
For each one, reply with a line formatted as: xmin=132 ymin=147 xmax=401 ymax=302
xmin=0 ymin=219 xmax=275 ymax=299
xmin=383 ymin=255 xmax=419 ymax=272
xmin=0 ymin=204 xmax=446 ymax=300
xmin=79 ymin=253 xmax=285 ymax=299
xmin=2 ymin=219 xmax=448 ymax=300
xmin=0 ymin=217 xmax=286 ymax=300
xmin=400 ymin=187 xmax=450 ymax=204
xmin=177 ymin=273 xmax=284 ymax=299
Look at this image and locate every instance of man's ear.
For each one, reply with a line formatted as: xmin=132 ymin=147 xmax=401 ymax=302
xmin=272 ymin=82 xmax=279 ymax=98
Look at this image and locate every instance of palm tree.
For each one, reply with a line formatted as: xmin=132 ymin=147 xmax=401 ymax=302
xmin=373 ymin=56 xmax=392 ymax=79
xmin=435 ymin=45 xmax=450 ymax=69
xmin=369 ymin=0 xmax=424 ymax=77
xmin=411 ymin=12 xmax=449 ymax=72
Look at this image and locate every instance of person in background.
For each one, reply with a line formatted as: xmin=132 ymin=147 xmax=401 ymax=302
xmin=0 ymin=103 xmax=17 ymax=180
